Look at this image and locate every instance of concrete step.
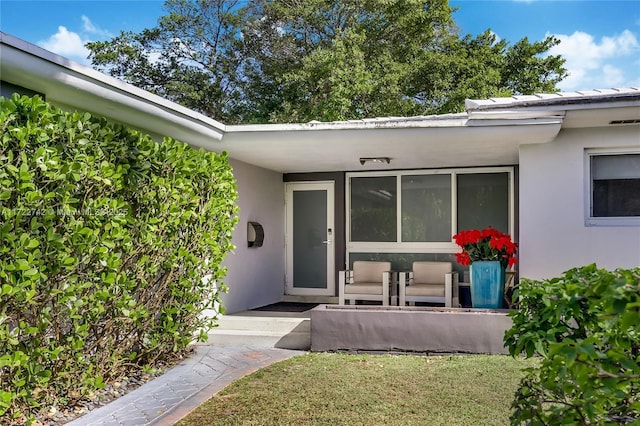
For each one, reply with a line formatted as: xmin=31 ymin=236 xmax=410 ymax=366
xmin=216 ymin=314 xmax=310 ymax=332
xmin=208 ymin=312 xmax=311 ymax=350
xmin=208 ymin=328 xmax=310 ymax=350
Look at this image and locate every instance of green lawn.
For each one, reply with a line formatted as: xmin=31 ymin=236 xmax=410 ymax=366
xmin=177 ymin=353 xmax=537 ymax=426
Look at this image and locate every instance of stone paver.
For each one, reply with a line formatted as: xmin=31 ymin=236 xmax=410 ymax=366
xmin=66 ymin=345 xmax=304 ymax=426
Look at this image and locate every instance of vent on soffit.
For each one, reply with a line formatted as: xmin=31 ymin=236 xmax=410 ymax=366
xmin=609 ymin=119 xmax=640 ymax=125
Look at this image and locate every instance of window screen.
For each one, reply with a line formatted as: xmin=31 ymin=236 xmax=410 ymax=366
xmin=457 ymin=173 xmax=509 ymax=233
xmin=591 ymin=154 xmax=640 ymax=217
xmin=350 ymin=176 xmax=397 ymax=241
xmin=401 ymin=174 xmax=451 ymax=241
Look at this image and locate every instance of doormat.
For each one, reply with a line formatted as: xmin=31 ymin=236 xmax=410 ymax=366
xmin=252 ymin=302 xmax=319 ymax=312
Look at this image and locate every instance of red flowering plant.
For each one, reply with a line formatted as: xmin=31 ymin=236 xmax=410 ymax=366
xmin=453 ymin=226 xmax=517 ymax=269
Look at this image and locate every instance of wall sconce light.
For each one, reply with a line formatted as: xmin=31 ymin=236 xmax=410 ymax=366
xmin=359 ymin=157 xmax=391 ymax=166
xmin=247 ymin=221 xmax=264 ymax=248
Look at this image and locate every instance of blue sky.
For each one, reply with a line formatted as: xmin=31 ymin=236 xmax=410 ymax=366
xmin=1 ymin=0 xmax=639 ymax=92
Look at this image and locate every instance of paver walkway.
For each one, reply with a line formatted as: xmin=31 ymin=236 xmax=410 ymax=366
xmin=67 ymin=345 xmax=304 ymax=426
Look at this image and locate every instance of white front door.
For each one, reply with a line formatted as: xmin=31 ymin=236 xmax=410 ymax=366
xmin=285 ymin=182 xmax=335 ymax=296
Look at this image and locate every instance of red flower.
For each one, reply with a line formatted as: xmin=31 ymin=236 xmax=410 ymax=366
xmin=452 ymin=226 xmax=517 ymax=270
xmin=455 ymin=251 xmax=472 ymax=266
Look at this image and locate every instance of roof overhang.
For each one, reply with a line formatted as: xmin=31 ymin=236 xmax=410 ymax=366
xmin=466 ymin=89 xmax=640 ymax=129
xmin=223 ymin=115 xmax=563 ymax=173
xmin=0 ymin=32 xmax=225 ymax=147
xmin=4 ymin=32 xmax=638 ymax=175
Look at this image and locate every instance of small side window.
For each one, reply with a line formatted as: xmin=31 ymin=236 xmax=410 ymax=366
xmin=588 ymin=152 xmax=640 ymax=225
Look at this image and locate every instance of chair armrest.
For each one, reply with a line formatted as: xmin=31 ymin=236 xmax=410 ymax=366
xmin=444 ymin=272 xmax=460 ymax=308
xmin=382 ymin=271 xmax=391 ymax=306
xmin=398 ymin=271 xmax=411 ymax=306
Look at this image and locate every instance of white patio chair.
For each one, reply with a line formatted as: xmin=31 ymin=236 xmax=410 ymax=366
xmin=338 ymin=261 xmax=396 ymax=306
xmin=399 ymin=261 xmax=459 ymax=307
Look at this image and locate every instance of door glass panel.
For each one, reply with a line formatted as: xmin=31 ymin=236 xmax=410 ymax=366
xmin=293 ymin=190 xmax=327 ymax=288
xmin=457 ymin=173 xmax=509 ymax=233
xmin=350 ymin=176 xmax=397 ymax=241
xmin=401 ymin=174 xmax=451 ymax=242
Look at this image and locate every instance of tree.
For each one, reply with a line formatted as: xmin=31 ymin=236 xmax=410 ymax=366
xmin=239 ymin=0 xmax=460 ymax=122
xmin=87 ymin=0 xmax=245 ymax=123
xmin=86 ymin=0 xmax=567 ymax=124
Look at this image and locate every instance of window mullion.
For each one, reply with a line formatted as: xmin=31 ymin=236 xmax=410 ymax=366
xmin=451 ymin=172 xmax=457 ymax=240
xmin=396 ymin=175 xmax=402 ymax=243
xmin=509 ymin=170 xmax=515 ymax=238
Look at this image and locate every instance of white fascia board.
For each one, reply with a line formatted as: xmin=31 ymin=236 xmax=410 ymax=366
xmin=227 ymin=110 xmax=567 ymax=135
xmin=225 ymin=115 xmax=470 ymax=133
xmin=467 ymin=110 xmax=565 ymax=122
xmin=0 ymin=33 xmax=226 ymax=146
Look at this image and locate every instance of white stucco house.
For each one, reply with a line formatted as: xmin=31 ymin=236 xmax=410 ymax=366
xmin=2 ymin=32 xmax=639 ymax=314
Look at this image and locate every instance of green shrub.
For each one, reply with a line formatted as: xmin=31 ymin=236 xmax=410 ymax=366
xmin=505 ymin=264 xmax=640 ymax=425
xmin=0 ymin=94 xmax=238 ymax=422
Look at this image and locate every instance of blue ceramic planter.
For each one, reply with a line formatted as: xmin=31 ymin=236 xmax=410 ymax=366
xmin=470 ymin=261 xmax=505 ymax=309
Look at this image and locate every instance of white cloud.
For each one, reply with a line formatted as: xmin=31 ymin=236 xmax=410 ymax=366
xmin=37 ymin=16 xmax=111 ymax=65
xmin=38 ymin=26 xmax=91 ymax=64
xmin=82 ymin=15 xmax=112 ymax=38
xmin=489 ymin=30 xmax=502 ymax=44
xmin=602 ymin=64 xmax=625 ymax=87
xmin=547 ymin=30 xmax=640 ymax=91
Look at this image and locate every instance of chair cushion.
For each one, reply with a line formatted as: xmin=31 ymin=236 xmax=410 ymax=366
xmin=352 ymin=261 xmax=391 ymax=283
xmin=345 ymin=282 xmax=383 ymax=295
xmin=412 ymin=261 xmax=451 ymax=284
xmin=406 ymin=283 xmax=445 ymax=297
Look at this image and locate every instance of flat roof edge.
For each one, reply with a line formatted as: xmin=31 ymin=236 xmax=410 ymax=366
xmin=0 ymin=32 xmax=227 ymax=135
xmin=466 ymin=89 xmax=640 ymax=111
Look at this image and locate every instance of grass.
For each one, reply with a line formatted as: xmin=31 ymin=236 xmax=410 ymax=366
xmin=176 ymin=353 xmax=537 ymax=426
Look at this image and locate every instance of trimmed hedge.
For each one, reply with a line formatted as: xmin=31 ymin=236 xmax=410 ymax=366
xmin=0 ymin=95 xmax=238 ymax=422
xmin=505 ymin=264 xmax=640 ymax=424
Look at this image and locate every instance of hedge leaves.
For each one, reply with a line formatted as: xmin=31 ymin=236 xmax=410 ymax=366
xmin=0 ymin=94 xmax=238 ymax=422
xmin=505 ymin=264 xmax=640 ymax=424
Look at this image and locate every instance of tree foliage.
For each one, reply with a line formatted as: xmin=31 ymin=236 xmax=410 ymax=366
xmin=87 ymin=0 xmax=245 ymax=122
xmin=87 ymin=0 xmax=567 ymax=124
xmin=504 ymin=265 xmax=640 ymax=425
xmin=0 ymin=94 xmax=238 ymax=423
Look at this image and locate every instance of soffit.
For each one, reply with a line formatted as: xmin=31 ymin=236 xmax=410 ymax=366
xmin=562 ymin=105 xmax=640 ymax=128
xmin=220 ymin=120 xmax=562 ymax=173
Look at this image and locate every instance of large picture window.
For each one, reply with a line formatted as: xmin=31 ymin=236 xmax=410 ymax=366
xmin=457 ymin=173 xmax=509 ymax=233
xmin=347 ymin=168 xmax=514 ymax=251
xmin=588 ymin=152 xmax=640 ymax=225
xmin=350 ymin=176 xmax=397 ymax=242
xmin=402 ymin=174 xmax=451 ymax=242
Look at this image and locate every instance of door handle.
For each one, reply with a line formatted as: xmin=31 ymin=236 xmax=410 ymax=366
xmin=322 ymin=240 xmax=332 ymax=244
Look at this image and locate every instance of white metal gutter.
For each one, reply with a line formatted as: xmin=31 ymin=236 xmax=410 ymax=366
xmin=0 ymin=32 xmax=226 ymax=149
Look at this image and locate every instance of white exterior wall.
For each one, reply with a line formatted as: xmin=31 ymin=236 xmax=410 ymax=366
xmin=221 ymin=159 xmax=285 ymax=313
xmin=519 ymin=126 xmax=640 ymax=280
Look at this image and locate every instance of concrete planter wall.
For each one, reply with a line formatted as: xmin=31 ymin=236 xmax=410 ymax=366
xmin=310 ymin=305 xmax=513 ymax=354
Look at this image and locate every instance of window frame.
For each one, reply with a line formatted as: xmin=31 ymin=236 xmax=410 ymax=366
xmin=346 ymin=166 xmax=515 ymax=255
xmin=585 ymin=148 xmax=640 ymax=227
